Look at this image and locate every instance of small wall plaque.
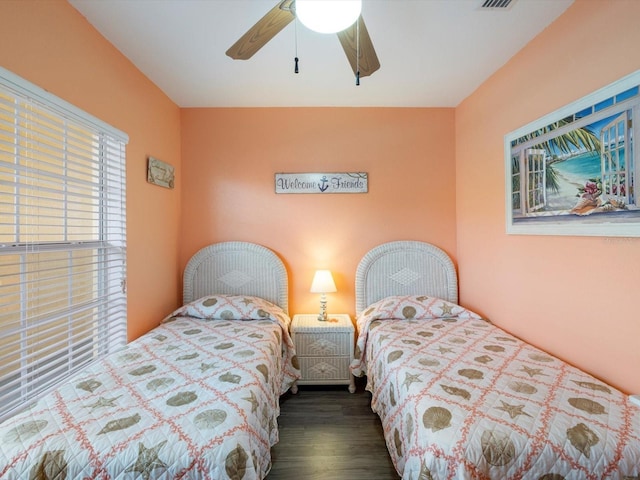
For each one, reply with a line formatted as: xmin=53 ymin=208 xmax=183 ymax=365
xmin=147 ymin=156 xmax=175 ymax=189
xmin=275 ymin=172 xmax=368 ymax=194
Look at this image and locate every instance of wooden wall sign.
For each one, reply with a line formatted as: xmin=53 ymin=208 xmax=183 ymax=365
xmin=147 ymin=156 xmax=175 ymax=189
xmin=275 ymin=172 xmax=368 ymax=194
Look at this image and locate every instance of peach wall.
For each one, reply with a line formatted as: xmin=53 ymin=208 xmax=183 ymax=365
xmin=7 ymin=0 xmax=633 ymax=398
xmin=180 ymin=108 xmax=456 ymax=317
xmin=456 ymin=0 xmax=640 ymax=393
xmin=0 ymin=0 xmax=182 ymax=340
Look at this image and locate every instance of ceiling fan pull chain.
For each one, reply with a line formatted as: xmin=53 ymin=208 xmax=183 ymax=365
xmin=294 ymin=15 xmax=300 ymax=74
xmin=355 ymin=16 xmax=360 ymax=86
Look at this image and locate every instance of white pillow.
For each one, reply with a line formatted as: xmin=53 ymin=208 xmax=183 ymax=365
xmin=164 ymin=294 xmax=287 ymax=322
xmin=360 ymin=295 xmax=481 ymax=321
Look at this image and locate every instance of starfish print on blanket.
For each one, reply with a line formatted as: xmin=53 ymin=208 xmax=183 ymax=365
xmin=521 ymin=365 xmax=547 ymax=378
xmin=85 ymin=395 xmax=122 ymax=411
xmin=125 ymin=440 xmax=169 ymax=480
xmin=243 ymin=390 xmax=260 ymax=413
xmin=402 ymin=372 xmax=422 ymax=390
xmin=495 ymin=400 xmax=532 ymax=419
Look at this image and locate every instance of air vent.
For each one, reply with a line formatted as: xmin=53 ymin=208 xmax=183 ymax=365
xmin=481 ymin=0 xmax=514 ymax=8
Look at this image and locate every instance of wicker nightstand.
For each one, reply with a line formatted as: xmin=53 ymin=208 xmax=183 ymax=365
xmin=290 ymin=314 xmax=355 ymax=394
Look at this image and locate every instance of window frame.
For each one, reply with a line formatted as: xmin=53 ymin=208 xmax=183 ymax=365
xmin=0 ymin=66 xmax=128 ymax=422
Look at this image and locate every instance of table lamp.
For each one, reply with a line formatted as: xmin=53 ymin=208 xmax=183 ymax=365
xmin=310 ymin=270 xmax=337 ymax=321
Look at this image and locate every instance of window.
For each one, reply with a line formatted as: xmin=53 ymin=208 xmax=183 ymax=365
xmin=0 ymin=67 xmax=128 ymax=422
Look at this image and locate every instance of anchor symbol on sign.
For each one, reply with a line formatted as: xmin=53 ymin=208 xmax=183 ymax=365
xmin=318 ymin=176 xmax=329 ymax=193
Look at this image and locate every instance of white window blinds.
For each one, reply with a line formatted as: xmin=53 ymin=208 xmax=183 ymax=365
xmin=0 ymin=67 xmax=128 ymax=422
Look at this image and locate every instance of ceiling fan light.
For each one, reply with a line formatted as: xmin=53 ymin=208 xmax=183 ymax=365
xmin=296 ymin=0 xmax=362 ymax=34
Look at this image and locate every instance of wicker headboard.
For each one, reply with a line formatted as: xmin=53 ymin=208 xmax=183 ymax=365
xmin=355 ymin=241 xmax=458 ymax=316
xmin=183 ymin=241 xmax=289 ymax=314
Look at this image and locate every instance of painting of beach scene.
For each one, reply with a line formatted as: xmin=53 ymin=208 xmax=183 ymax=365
xmin=505 ymin=70 xmax=640 ymax=237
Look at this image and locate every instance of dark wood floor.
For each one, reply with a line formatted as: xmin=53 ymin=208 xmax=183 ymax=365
xmin=268 ymin=377 xmax=399 ymax=479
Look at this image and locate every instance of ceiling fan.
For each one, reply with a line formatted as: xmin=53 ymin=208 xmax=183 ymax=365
xmin=225 ymin=0 xmax=380 ymax=80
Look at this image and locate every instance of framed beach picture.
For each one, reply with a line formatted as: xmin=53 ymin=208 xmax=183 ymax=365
xmin=505 ymin=70 xmax=640 ymax=237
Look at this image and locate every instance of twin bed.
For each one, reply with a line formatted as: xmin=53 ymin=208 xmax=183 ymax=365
xmin=0 ymin=241 xmax=300 ymax=480
xmin=351 ymin=240 xmax=640 ymax=479
xmin=1 ymin=240 xmax=638 ymax=479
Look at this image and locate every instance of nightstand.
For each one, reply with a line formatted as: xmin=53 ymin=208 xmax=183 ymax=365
xmin=290 ymin=313 xmax=355 ymax=394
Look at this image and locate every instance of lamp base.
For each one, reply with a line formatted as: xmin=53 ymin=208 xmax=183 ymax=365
xmin=318 ymin=296 xmax=328 ymax=321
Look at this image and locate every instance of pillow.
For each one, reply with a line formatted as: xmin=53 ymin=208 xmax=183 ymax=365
xmin=163 ymin=294 xmax=287 ymax=323
xmin=359 ymin=295 xmax=481 ymax=321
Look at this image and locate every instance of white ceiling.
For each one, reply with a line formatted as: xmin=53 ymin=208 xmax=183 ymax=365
xmin=68 ymin=0 xmax=574 ymax=108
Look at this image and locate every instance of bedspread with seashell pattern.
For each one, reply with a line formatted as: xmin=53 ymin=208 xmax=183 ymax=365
xmin=353 ymin=307 xmax=640 ymax=479
xmin=0 ymin=315 xmax=300 ymax=480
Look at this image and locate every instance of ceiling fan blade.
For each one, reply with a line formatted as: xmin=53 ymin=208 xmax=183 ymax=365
xmin=226 ymin=0 xmax=295 ymax=60
xmin=337 ymin=16 xmax=380 ymax=78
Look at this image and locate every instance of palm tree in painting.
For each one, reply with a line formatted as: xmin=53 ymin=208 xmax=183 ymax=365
xmin=515 ymin=119 xmax=601 ymax=193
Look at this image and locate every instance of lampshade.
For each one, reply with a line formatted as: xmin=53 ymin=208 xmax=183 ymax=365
xmin=310 ymin=270 xmax=337 ymax=293
xmin=296 ymin=0 xmax=362 ymax=34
